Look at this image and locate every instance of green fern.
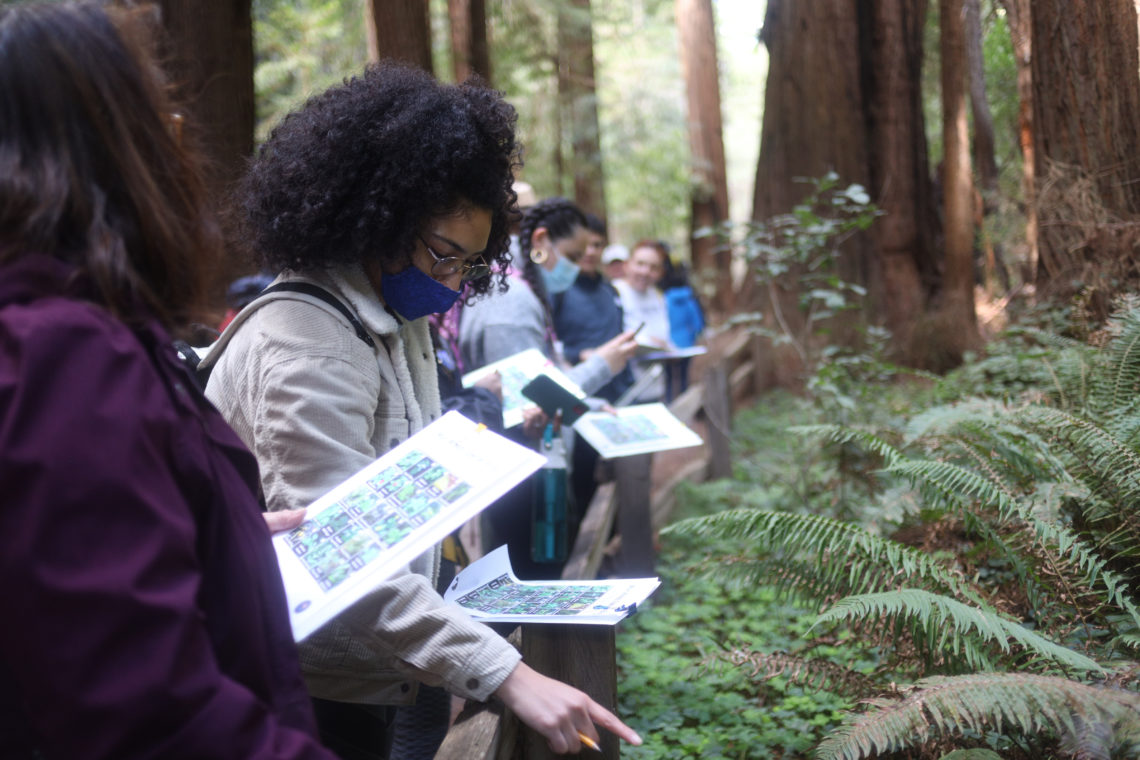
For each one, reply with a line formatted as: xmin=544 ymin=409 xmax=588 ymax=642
xmin=700 ymin=646 xmax=881 ymax=698
xmin=788 ymin=424 xmax=903 ymax=465
xmin=664 ymin=509 xmax=984 ymax=605
xmin=815 ymin=673 xmax=1140 ymax=760
xmin=1092 ymin=303 xmax=1140 ymax=414
xmin=886 ymin=456 xmax=1140 ymax=630
xmin=1013 ymin=405 xmax=1140 ymax=510
xmin=813 ymin=590 xmax=1105 ymax=675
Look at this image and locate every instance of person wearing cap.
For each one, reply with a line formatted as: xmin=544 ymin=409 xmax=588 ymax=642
xmin=602 ymin=243 xmax=628 ymax=281
xmin=218 ymin=272 xmax=274 ymax=330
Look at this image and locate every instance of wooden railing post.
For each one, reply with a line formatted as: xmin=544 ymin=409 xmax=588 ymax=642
xmin=613 ymin=453 xmax=654 ymax=577
xmin=703 ymin=363 xmax=733 ymax=480
xmin=520 ymin=624 xmax=619 ymax=759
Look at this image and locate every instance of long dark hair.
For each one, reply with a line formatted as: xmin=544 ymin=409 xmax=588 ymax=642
xmin=0 ymin=2 xmax=221 ymax=331
xmin=516 ymin=196 xmax=587 ymax=308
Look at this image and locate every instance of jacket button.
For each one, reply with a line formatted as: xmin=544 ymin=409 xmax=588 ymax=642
xmin=400 ymin=682 xmax=411 ymax=693
xmin=466 ymin=678 xmax=479 ymax=690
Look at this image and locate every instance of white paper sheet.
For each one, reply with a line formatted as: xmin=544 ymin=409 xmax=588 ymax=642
xmin=273 ymin=412 xmax=547 ymax=641
xmin=444 ymin=546 xmax=660 ymax=625
xmin=461 ymin=348 xmax=585 ymax=429
xmin=571 ymin=402 xmax=704 ymax=458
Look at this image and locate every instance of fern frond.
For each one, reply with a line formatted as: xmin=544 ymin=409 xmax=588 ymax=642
xmin=701 ymin=646 xmax=880 ymax=698
xmin=887 ymin=459 xmax=1017 ymax=517
xmin=888 ymin=454 xmax=1140 ymax=629
xmin=689 ymin=555 xmax=887 ymax=607
xmin=1013 ymin=405 xmax=1140 ymax=509
xmin=664 ymin=510 xmax=983 ymax=605
xmin=814 ymin=673 xmax=1140 ymax=760
xmin=1093 ymin=304 xmax=1140 ymax=413
xmin=788 ymin=424 xmax=903 ymax=465
xmin=1010 ymin=326 xmax=1090 ymax=352
xmin=903 ymin=397 xmax=1010 ymax=444
xmin=813 ymin=590 xmax=1105 ymax=674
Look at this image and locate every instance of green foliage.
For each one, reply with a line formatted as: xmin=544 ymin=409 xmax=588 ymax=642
xmin=664 ymin=509 xmax=981 ymax=606
xmin=252 ymin=0 xmax=368 ymax=141
xmin=636 ymin=299 xmax=1140 ymax=758
xmin=617 ymin=532 xmax=855 ymax=760
xmin=488 ymin=0 xmax=690 ymax=245
xmin=814 ymin=590 xmax=1104 ymax=674
xmin=816 ymin=674 xmax=1140 ymax=760
xmin=732 ymin=172 xmax=882 ymax=376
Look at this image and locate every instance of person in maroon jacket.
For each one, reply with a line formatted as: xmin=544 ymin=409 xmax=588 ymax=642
xmin=0 ymin=4 xmax=337 ymax=758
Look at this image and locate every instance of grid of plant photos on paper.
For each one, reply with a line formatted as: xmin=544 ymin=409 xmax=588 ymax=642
xmin=284 ymin=450 xmax=472 ymax=591
xmin=590 ymin=413 xmax=669 ymax=446
xmin=454 ymin=574 xmax=611 ymax=617
xmin=495 ymin=364 xmax=535 ymax=421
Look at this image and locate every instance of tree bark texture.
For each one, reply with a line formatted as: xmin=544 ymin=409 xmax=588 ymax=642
xmin=368 ymin=0 xmax=433 ymax=73
xmin=963 ymin=0 xmax=998 ymax=194
xmin=557 ymin=0 xmax=606 ymax=218
xmin=940 ymin=0 xmax=979 ymax=344
xmin=997 ymin=0 xmax=1038 ymax=282
xmin=1030 ymin=0 xmax=1140 ymax=292
xmin=676 ymin=0 xmax=732 ymax=315
xmin=448 ymin=0 xmax=490 ymax=84
xmin=752 ymin=0 xmax=937 ymax=367
xmin=156 ymin=0 xmax=254 ymax=312
xmin=156 ymin=0 xmax=253 ymax=194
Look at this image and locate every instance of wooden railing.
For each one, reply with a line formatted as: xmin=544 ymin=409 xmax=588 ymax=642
xmin=435 ymin=328 xmax=760 ymax=760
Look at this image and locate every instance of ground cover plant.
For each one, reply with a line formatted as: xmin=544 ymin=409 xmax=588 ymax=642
xmin=618 ymin=299 xmax=1140 ymax=759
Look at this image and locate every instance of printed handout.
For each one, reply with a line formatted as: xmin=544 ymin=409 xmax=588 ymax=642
xmin=445 ymin=545 xmax=660 ymax=625
xmin=461 ymin=348 xmax=586 ymax=428
xmin=571 ymin=402 xmax=704 ymax=458
xmin=273 ymin=412 xmax=547 ymax=641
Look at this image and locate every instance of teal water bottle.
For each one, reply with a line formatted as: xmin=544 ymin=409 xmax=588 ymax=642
xmin=532 ymin=423 xmax=568 ymax=564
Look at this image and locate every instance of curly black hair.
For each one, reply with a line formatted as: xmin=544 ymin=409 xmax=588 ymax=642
xmin=516 ymin=196 xmax=587 ymax=311
xmin=238 ymin=63 xmax=521 ymax=296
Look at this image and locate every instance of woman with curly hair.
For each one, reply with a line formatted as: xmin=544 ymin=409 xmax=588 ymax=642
xmin=204 ymin=65 xmax=640 ymax=759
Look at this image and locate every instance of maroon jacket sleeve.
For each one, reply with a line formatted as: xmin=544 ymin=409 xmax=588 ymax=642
xmin=0 ymin=302 xmax=335 ymax=760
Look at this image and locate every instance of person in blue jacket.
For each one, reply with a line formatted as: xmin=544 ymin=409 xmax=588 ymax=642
xmin=661 ymin=253 xmax=705 ymax=398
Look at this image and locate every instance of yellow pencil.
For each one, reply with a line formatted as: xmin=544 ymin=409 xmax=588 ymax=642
xmin=577 ymin=731 xmax=601 ymax=752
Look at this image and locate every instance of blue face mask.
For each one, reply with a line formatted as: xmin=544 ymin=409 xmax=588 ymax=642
xmin=380 ymin=265 xmax=462 ymax=322
xmin=540 ymin=254 xmax=581 ymax=294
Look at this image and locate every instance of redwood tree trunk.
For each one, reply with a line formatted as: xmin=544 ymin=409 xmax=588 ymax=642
xmin=368 ymin=0 xmax=433 ymax=72
xmin=1030 ymin=0 xmax=1140 ymax=293
xmin=557 ymin=0 xmax=606 ymax=218
xmin=157 ymin=0 xmax=254 ymax=312
xmin=864 ymin=0 xmax=939 ymax=349
xmin=998 ymin=0 xmax=1038 ymax=282
xmin=156 ymin=0 xmax=253 ymax=194
xmin=677 ymin=0 xmax=732 ymax=315
xmin=448 ymin=0 xmax=490 ymax=83
xmin=963 ymin=0 xmax=998 ymax=194
xmin=940 ymin=0 xmax=979 ymax=345
xmin=752 ymin=0 xmax=937 ymax=369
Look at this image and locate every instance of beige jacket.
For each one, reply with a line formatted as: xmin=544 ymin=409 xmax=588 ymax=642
xmin=205 ymin=264 xmax=520 ymax=705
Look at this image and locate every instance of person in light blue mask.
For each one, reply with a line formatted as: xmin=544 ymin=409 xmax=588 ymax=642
xmin=458 ymin=197 xmax=639 ymax=437
xmin=205 ymin=65 xmax=642 ymax=760
xmin=457 ymin=197 xmax=638 ymax=578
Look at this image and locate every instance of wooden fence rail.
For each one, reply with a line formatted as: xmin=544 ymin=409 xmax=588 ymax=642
xmin=434 ymin=328 xmax=758 ymax=760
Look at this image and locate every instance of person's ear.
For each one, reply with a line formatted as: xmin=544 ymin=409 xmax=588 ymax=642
xmin=530 ymin=226 xmax=551 ymax=251
xmin=529 ymin=226 xmax=555 ymax=266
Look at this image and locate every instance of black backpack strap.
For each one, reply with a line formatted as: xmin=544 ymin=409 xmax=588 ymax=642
xmin=260 ymin=282 xmax=375 ymax=348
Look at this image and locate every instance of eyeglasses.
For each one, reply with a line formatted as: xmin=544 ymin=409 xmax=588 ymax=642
xmin=420 ymin=236 xmax=491 ymax=282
